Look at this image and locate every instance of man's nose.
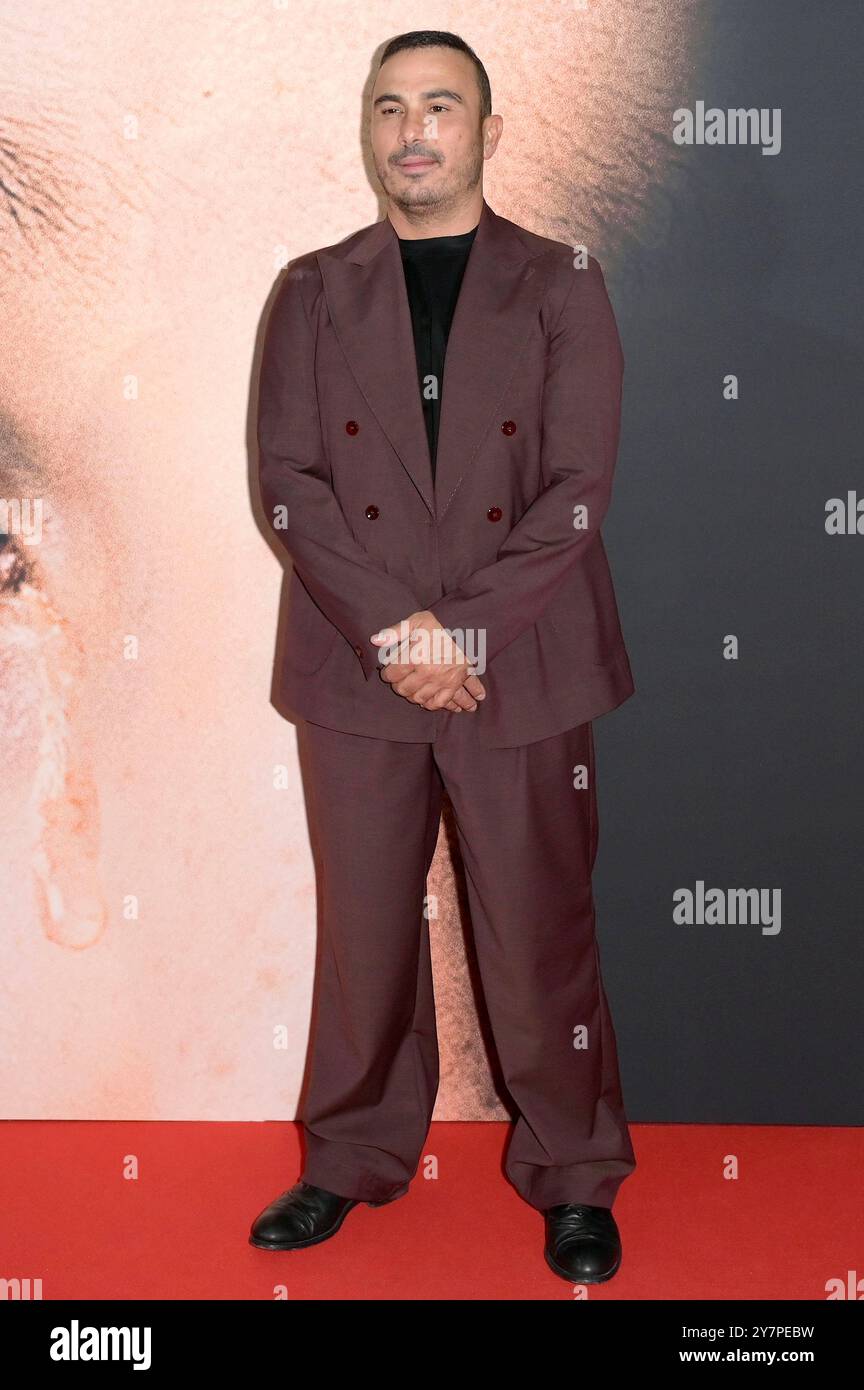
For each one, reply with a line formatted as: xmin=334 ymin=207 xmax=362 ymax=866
xmin=399 ymin=114 xmax=433 ymax=146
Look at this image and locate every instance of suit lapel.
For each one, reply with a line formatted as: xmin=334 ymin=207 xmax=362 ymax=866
xmin=318 ymin=197 xmax=546 ymax=520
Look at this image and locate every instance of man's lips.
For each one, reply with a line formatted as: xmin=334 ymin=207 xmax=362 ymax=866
xmin=397 ymin=157 xmax=438 ymax=170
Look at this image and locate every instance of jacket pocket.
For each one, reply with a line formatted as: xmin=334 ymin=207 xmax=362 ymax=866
xmin=542 ymin=606 xmax=617 ymax=667
xmin=282 ymin=574 xmax=340 ymax=674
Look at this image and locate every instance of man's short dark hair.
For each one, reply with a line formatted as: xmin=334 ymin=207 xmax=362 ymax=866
xmin=378 ymin=31 xmax=492 ymax=123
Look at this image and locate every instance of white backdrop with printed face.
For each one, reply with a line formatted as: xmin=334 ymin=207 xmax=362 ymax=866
xmin=1 ymin=0 xmax=859 ymax=1123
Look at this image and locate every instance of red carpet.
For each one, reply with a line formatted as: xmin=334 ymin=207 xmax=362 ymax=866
xmin=1 ymin=1121 xmax=859 ymax=1300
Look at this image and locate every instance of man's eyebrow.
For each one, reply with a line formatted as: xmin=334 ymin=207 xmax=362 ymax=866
xmin=0 ymin=111 xmax=126 ymax=284
xmin=373 ymin=89 xmax=465 ymax=107
xmin=0 ymin=117 xmax=82 ymax=245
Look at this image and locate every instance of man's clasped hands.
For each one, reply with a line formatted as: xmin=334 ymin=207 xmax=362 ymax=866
xmin=370 ymin=610 xmax=486 ymax=713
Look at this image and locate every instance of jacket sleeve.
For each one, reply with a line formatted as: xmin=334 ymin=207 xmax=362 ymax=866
xmin=256 ymin=262 xmax=424 ymax=680
xmin=431 ymin=255 xmax=625 ymax=666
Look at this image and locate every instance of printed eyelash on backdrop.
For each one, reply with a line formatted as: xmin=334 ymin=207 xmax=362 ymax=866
xmin=0 ymin=532 xmax=37 ymax=593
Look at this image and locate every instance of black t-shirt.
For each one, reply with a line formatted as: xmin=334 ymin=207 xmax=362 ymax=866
xmin=397 ymin=226 xmax=478 ymax=477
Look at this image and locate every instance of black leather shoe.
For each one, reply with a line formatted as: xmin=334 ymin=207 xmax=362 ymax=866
xmin=249 ymin=1180 xmax=380 ymax=1250
xmin=543 ymin=1203 xmax=622 ymax=1283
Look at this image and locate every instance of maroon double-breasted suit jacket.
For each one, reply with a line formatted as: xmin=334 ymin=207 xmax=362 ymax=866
xmin=256 ymin=196 xmax=634 ymax=747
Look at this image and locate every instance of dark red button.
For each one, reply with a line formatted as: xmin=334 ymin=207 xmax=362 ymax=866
xmin=365 ymin=504 xmax=379 ymax=520
xmin=345 ymin=420 xmax=359 ymax=435
xmin=487 ymin=505 xmax=502 ymax=522
xmin=501 ymin=420 xmax=516 ymax=435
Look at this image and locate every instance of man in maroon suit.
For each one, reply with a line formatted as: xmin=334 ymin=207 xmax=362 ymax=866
xmin=250 ymin=29 xmax=637 ymax=1284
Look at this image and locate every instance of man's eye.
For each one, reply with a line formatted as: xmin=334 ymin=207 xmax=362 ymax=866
xmin=0 ymin=533 xmax=32 ymax=593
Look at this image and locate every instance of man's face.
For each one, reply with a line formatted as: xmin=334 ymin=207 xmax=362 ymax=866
xmin=0 ymin=0 xmax=692 ymax=1118
xmin=371 ymin=46 xmax=488 ymax=216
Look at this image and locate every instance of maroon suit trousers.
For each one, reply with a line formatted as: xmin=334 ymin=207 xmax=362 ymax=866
xmin=295 ymin=710 xmax=636 ymax=1211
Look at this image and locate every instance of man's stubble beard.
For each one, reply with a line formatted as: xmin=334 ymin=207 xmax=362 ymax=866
xmin=377 ymin=137 xmax=486 ymax=220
